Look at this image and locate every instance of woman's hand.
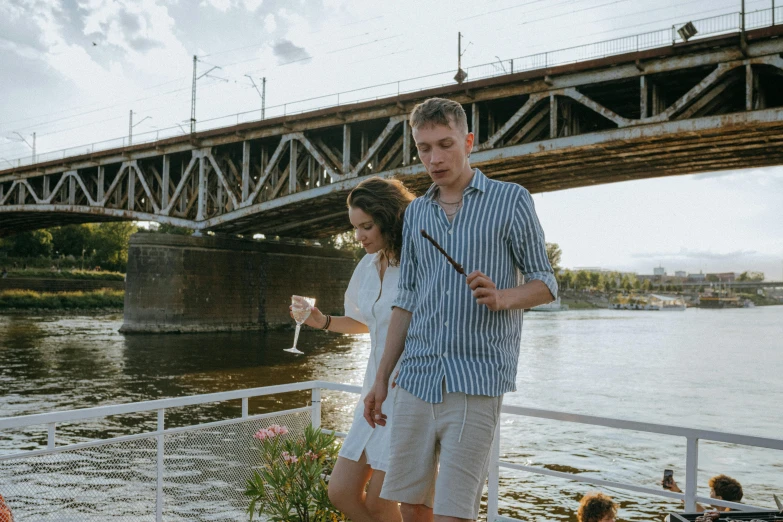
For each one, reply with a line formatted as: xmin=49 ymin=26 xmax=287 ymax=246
xmin=290 ymin=304 xmax=326 ymax=329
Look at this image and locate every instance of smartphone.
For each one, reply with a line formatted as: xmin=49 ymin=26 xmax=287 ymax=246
xmin=663 ymin=469 xmax=674 ymax=489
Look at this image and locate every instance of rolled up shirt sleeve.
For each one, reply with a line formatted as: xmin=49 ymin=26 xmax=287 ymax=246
xmin=511 ymin=188 xmax=558 ymax=300
xmin=392 ymin=207 xmax=419 ymax=313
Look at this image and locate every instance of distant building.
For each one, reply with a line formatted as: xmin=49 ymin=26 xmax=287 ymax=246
xmin=675 ymin=271 xmax=687 ymax=278
xmin=574 ymin=267 xmax=607 ymax=273
xmin=653 ymin=266 xmax=666 ymax=276
xmin=688 ymin=272 xmax=706 ymax=282
xmin=709 ymin=272 xmax=737 ymax=283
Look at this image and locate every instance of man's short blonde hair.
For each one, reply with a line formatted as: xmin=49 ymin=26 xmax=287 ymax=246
xmin=409 ymin=97 xmax=469 ymax=135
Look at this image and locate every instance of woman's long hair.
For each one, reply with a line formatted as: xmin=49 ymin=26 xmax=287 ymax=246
xmin=347 ymin=178 xmax=415 ymax=266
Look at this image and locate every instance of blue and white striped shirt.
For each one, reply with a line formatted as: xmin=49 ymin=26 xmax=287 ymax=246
xmin=393 ymin=169 xmax=557 ymax=403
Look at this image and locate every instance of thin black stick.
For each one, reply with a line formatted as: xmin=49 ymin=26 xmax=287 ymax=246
xmin=420 ymin=229 xmax=466 ymax=277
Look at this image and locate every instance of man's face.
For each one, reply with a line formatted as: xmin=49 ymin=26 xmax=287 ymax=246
xmin=412 ymin=120 xmax=474 ymax=188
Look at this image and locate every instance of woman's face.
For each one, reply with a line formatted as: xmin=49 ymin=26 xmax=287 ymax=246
xmin=598 ymin=514 xmax=616 ymax=522
xmin=349 ymin=206 xmax=385 ymax=254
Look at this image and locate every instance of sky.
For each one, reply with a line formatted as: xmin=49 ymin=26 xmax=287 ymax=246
xmin=1 ymin=0 xmax=781 ymax=278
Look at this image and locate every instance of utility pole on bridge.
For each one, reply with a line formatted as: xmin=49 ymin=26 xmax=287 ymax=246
xmin=245 ymin=75 xmax=267 ymax=120
xmin=10 ymin=131 xmax=35 ymax=164
xmin=190 ymin=55 xmax=224 ymax=133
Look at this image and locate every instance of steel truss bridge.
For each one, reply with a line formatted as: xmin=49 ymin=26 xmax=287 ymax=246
xmin=2 ymin=21 xmax=783 ymax=238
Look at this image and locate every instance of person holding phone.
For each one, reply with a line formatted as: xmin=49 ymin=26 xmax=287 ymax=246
xmin=662 ymin=471 xmax=743 ymax=512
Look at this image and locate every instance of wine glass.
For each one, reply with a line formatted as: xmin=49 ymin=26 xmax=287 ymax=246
xmin=285 ymin=295 xmax=315 ymax=354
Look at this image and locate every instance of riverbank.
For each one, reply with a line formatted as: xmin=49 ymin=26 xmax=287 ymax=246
xmin=0 ymin=289 xmax=124 ymax=310
xmin=559 ymin=289 xmax=782 ymax=309
xmin=2 ymin=268 xmax=124 ymax=280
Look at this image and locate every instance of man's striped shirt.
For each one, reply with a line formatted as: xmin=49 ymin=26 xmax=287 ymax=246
xmin=393 ymin=169 xmax=557 ymax=403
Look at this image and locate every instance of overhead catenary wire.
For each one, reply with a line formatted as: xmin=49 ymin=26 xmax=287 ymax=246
xmin=0 ymin=0 xmax=634 ymax=136
xmin=1 ymin=2 xmax=769 ymax=160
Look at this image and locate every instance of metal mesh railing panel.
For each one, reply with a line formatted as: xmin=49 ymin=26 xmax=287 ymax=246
xmin=162 ymin=410 xmax=312 ymax=521
xmin=0 ymin=437 xmax=157 ymax=522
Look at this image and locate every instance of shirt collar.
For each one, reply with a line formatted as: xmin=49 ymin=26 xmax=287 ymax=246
xmin=424 ymin=168 xmax=487 ymax=201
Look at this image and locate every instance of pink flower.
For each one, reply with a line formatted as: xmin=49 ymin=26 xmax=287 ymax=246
xmin=268 ymin=424 xmax=289 ymax=435
xmin=303 ymin=450 xmax=319 ymax=461
xmin=281 ymin=451 xmax=298 ymax=464
xmin=253 ymin=428 xmax=274 ymax=441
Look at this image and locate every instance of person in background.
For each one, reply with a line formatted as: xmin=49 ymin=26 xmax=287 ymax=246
xmin=0 ymin=493 xmax=14 ymax=522
xmin=664 ymin=473 xmax=743 ymax=512
xmin=577 ymin=492 xmax=618 ymax=522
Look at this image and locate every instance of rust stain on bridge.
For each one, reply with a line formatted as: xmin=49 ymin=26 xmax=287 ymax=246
xmin=2 ymin=26 xmax=783 ymax=238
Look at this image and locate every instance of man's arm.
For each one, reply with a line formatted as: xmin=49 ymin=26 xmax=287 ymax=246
xmin=468 ymin=275 xmax=553 ymax=311
xmin=468 ymin=187 xmax=557 ymax=310
xmin=363 ymin=307 xmax=412 ymax=428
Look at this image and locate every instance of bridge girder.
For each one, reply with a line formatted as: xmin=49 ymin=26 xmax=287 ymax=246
xmin=2 ymin=27 xmax=783 ymax=238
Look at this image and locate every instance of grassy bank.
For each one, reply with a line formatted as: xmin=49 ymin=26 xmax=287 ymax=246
xmin=3 ymin=268 xmax=124 ymax=281
xmin=0 ymin=289 xmax=124 ymax=310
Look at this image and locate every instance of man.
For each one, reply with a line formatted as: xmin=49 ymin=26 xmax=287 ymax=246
xmin=363 ymin=97 xmax=557 ymax=522
xmin=665 ymin=473 xmax=743 ymax=512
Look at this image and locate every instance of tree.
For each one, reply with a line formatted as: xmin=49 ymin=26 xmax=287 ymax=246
xmin=642 ymin=279 xmax=653 ymax=292
xmin=156 ymin=224 xmax=194 ymax=235
xmin=546 ymin=243 xmax=562 ymax=273
xmin=319 ymin=231 xmax=364 ymax=261
xmin=589 ymin=271 xmax=601 ymax=290
xmin=557 ymin=270 xmax=574 ymax=291
xmin=91 ymin=222 xmax=137 ymax=270
xmin=4 ymin=230 xmax=53 ymax=258
xmin=706 ymin=274 xmax=719 ymax=282
xmin=575 ymin=270 xmax=590 ymax=291
xmin=51 ymin=225 xmax=95 ymax=258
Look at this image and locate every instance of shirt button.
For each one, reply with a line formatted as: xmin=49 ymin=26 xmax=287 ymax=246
xmin=448 ymin=229 xmax=454 ymax=235
xmin=444 ymin=321 xmax=449 ymax=327
xmin=446 ymin=290 xmax=450 ymax=296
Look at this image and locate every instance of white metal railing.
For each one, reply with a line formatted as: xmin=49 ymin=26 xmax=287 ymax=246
xmin=1 ymin=380 xmax=782 ymax=521
xmin=4 ymin=5 xmax=782 ymax=171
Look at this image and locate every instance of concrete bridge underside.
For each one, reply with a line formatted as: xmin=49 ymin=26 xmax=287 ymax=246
xmin=2 ymin=26 xmax=783 ymax=238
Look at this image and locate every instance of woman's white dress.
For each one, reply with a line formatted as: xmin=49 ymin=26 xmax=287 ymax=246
xmin=338 ymin=252 xmax=400 ymax=472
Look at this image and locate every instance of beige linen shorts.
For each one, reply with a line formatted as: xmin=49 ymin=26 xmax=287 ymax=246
xmin=379 ymin=383 xmax=503 ymax=520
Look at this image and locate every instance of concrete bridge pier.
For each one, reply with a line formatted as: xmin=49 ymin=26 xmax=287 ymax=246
xmin=120 ymin=233 xmax=357 ymax=333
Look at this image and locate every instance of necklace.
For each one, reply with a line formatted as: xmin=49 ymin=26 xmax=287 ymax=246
xmin=437 ymin=194 xmax=463 ymax=205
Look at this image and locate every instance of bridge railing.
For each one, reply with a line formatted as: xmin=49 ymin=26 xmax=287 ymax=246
xmin=5 ymin=7 xmax=781 ymax=171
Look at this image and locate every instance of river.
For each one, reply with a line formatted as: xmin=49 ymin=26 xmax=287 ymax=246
xmin=1 ymin=306 xmax=781 ymax=521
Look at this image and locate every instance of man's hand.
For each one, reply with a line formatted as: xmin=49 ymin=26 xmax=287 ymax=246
xmin=363 ymin=379 xmax=389 ymax=428
xmin=467 ymin=270 xmax=505 ymax=311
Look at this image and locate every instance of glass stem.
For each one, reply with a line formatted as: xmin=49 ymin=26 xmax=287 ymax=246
xmin=292 ymin=324 xmax=302 ymax=349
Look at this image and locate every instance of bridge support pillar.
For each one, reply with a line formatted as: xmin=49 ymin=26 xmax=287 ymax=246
xmin=120 ymin=233 xmax=357 ymax=333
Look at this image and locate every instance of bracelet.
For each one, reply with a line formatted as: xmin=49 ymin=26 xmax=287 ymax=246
xmin=321 ymin=315 xmax=331 ymax=331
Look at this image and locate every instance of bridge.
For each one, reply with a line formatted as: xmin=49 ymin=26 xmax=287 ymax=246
xmin=2 ymin=10 xmax=783 ymax=239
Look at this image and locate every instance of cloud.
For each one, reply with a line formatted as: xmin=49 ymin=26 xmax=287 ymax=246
xmin=128 ymin=36 xmax=163 ymax=52
xmin=0 ymin=2 xmax=49 ymax=52
xmin=118 ymin=9 xmax=142 ymax=34
xmin=201 ymin=0 xmax=233 ymax=12
xmin=242 ymin=0 xmax=264 ymax=11
xmin=263 ymin=13 xmax=276 ymax=32
xmin=271 ymin=39 xmax=310 ymax=64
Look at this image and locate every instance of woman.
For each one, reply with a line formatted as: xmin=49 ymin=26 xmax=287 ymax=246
xmin=577 ymin=492 xmax=618 ymax=522
xmin=296 ymin=177 xmax=415 ymax=522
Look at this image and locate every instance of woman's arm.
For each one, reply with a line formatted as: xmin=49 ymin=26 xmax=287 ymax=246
xmin=293 ymin=306 xmax=369 ymax=334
